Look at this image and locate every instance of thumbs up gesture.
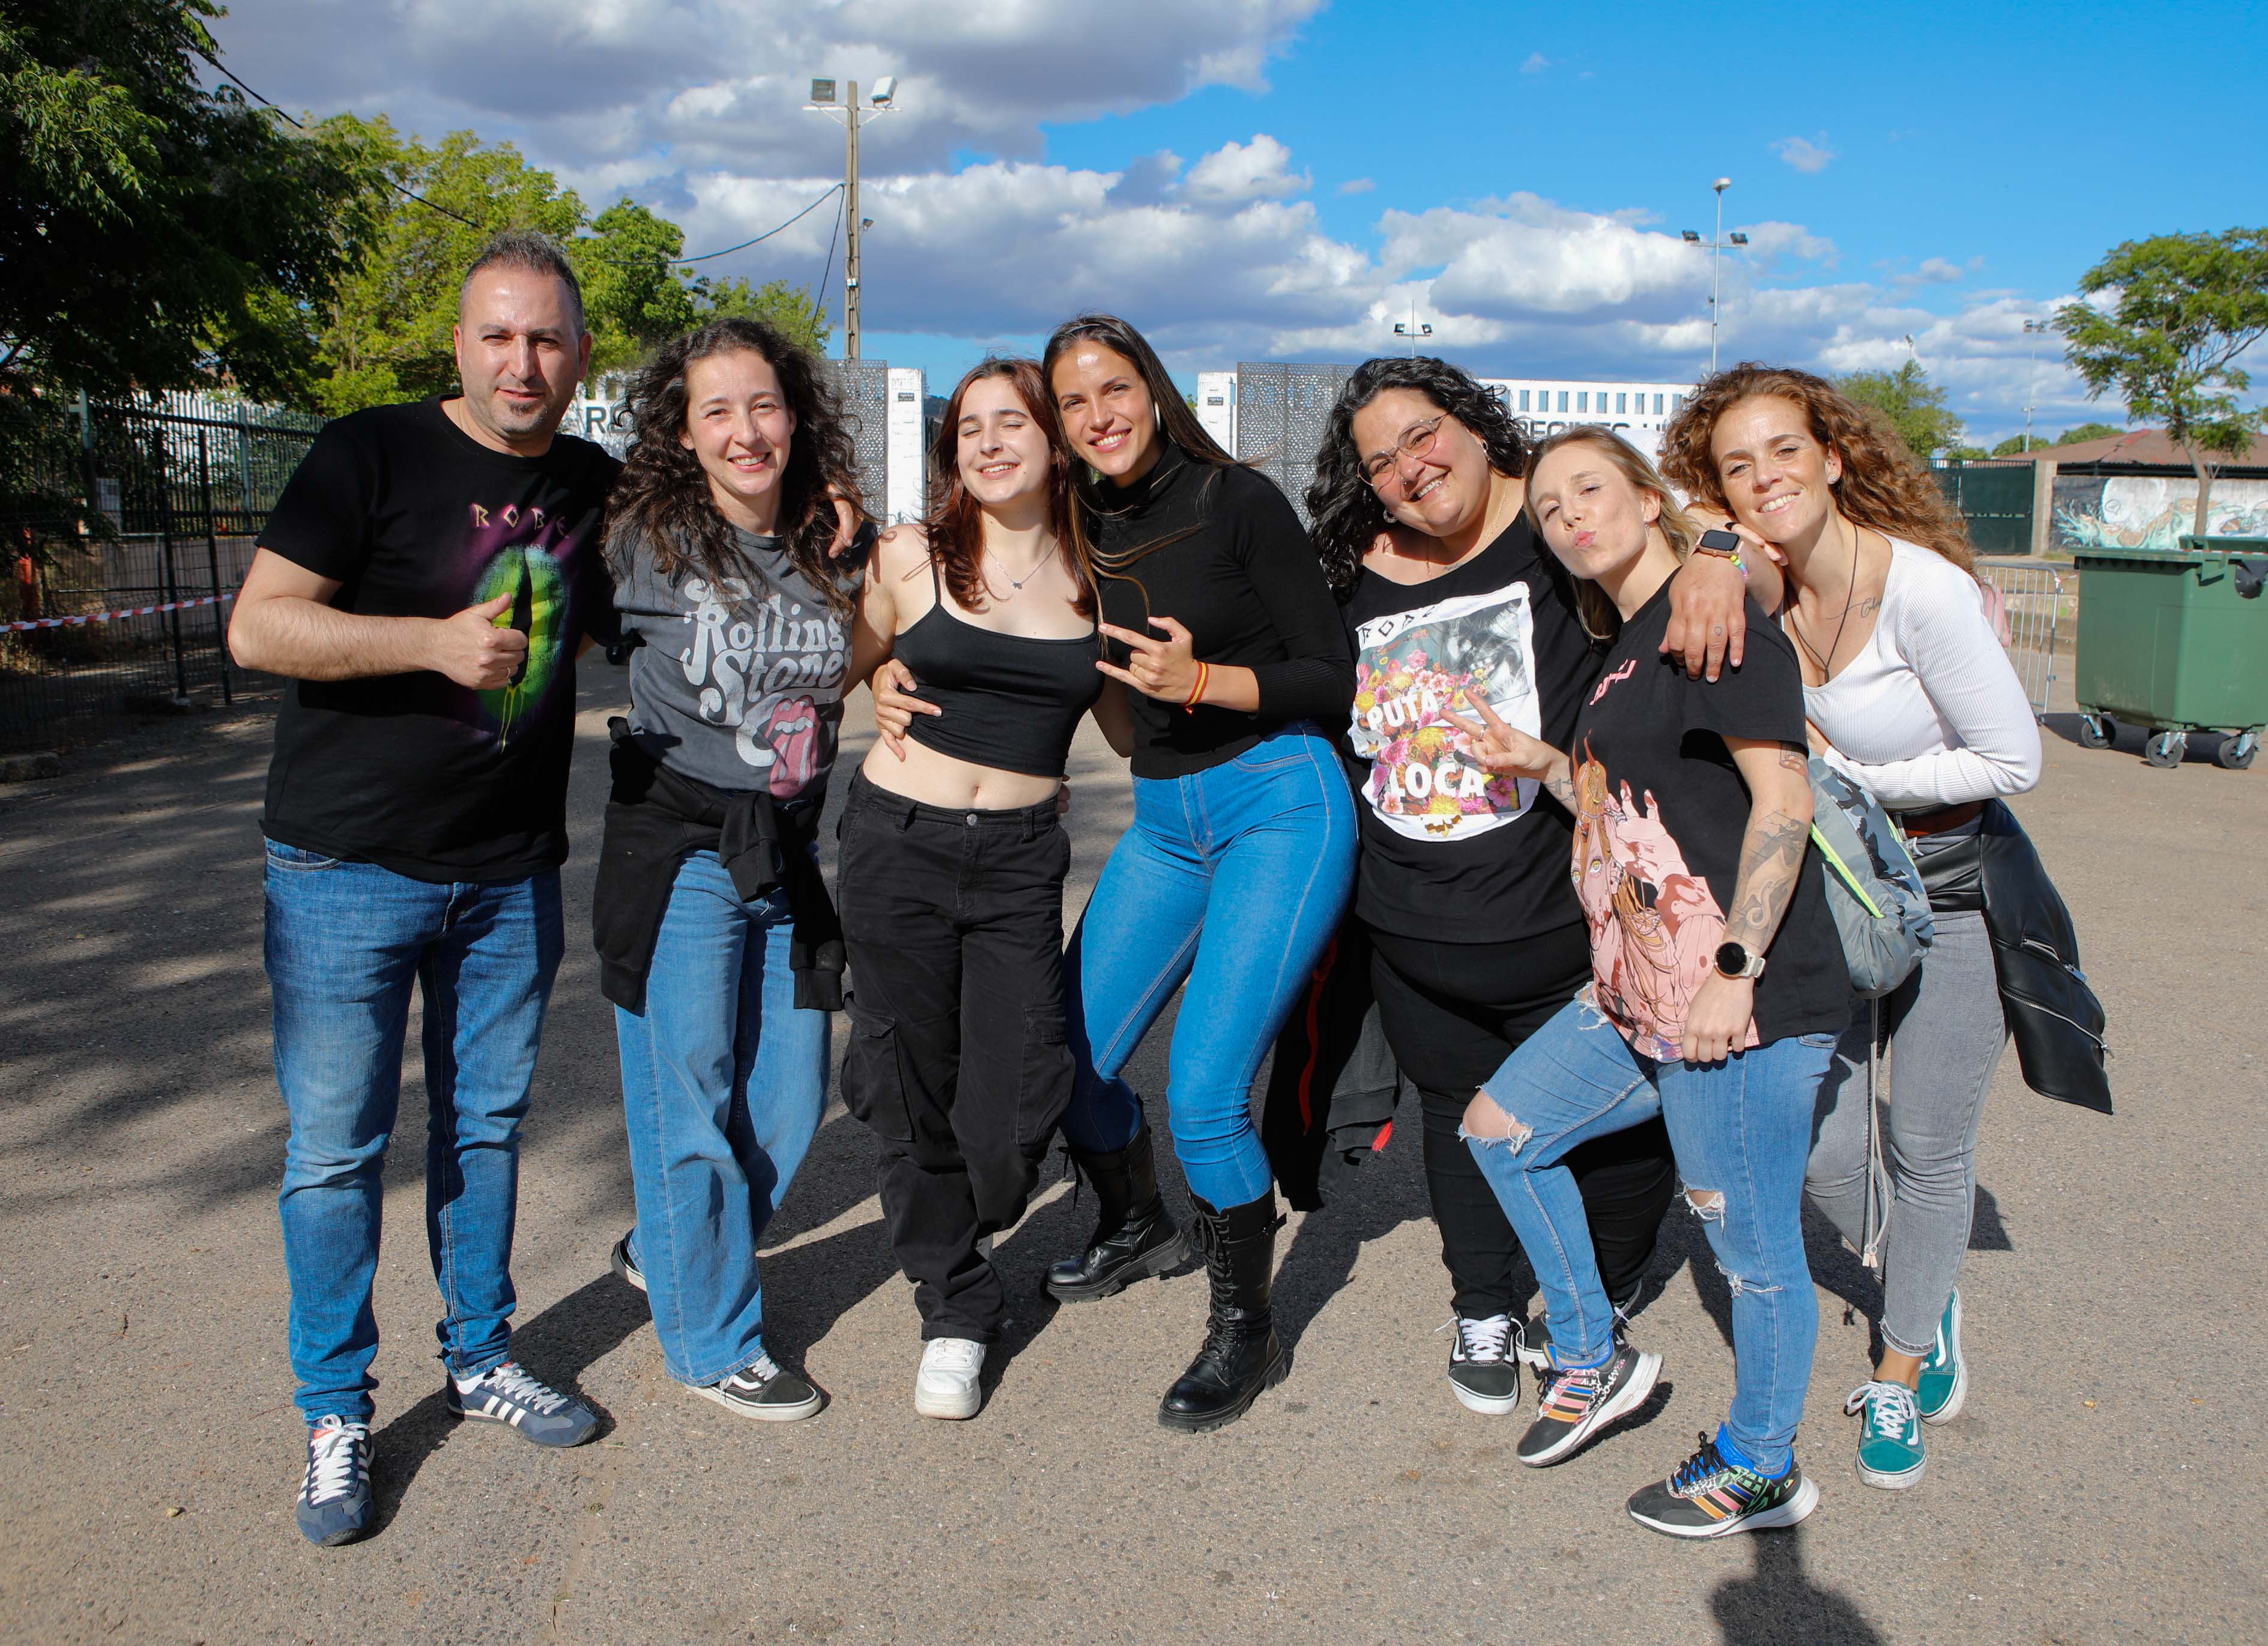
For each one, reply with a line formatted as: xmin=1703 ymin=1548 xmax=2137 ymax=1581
xmin=431 ymin=591 xmax=530 ymax=689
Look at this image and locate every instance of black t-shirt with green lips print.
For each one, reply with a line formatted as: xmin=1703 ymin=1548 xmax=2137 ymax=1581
xmin=257 ymin=398 xmax=621 ymax=883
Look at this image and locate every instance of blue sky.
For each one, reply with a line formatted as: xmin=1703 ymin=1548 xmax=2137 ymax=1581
xmin=211 ymin=0 xmax=2266 ymax=443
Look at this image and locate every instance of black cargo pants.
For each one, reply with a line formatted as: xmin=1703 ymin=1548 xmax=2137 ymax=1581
xmin=836 ymin=769 xmax=1075 ymax=1342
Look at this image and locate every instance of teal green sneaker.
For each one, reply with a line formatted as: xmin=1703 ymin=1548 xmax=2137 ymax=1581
xmin=1845 ymin=1379 xmax=1925 ymax=1489
xmin=1916 ymin=1289 xmax=1967 ymax=1423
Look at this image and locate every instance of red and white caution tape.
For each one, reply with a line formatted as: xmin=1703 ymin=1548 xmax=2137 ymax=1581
xmin=3 ymin=593 xmax=234 ymax=634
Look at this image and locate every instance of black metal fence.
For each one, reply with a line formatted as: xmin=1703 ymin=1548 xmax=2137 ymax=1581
xmin=2 ymin=393 xmax=321 ymax=754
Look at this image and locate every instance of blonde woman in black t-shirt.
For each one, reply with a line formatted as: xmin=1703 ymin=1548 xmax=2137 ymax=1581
xmin=1300 ymin=357 xmax=1758 ymax=1421
xmin=1445 ymin=427 xmax=1850 ymax=1539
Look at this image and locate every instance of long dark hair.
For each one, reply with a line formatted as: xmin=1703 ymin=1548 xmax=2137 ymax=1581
xmin=1659 ymin=362 xmax=1974 ymax=572
xmin=1040 ymin=313 xmax=1246 ymax=629
xmin=1041 ymin=312 xmax=1235 ymax=473
xmin=924 ymin=357 xmax=1094 ymax=619
xmin=607 ymin=316 xmax=863 ymax=613
xmin=1305 ymin=356 xmax=1529 ymax=591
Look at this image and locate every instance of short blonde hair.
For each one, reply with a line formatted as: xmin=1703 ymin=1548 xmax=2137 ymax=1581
xmin=1523 ymin=425 xmax=1701 ymax=641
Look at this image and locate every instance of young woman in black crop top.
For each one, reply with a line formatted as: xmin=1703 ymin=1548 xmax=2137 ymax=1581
xmin=836 ymin=358 xmax=1131 ymax=1421
xmin=885 ymin=313 xmax=1358 ymax=1433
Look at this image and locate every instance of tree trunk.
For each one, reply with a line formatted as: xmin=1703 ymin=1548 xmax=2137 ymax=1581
xmin=2189 ymin=447 xmax=2216 ymax=542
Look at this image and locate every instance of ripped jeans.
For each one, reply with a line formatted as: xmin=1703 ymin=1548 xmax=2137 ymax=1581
xmin=1464 ymin=995 xmax=1840 ymax=1476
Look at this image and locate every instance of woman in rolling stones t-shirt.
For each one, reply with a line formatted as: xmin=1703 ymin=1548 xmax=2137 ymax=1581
xmin=1305 ymin=357 xmax=1756 ymax=1420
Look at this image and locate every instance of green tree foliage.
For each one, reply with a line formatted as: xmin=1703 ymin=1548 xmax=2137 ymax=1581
xmin=2057 ymin=421 xmax=2124 ymax=446
xmin=0 ymin=0 xmax=386 ymax=398
xmin=2057 ymin=229 xmax=2268 ymax=536
xmin=1990 ymin=435 xmax=2040 ymax=456
xmin=310 ymin=118 xmax=584 ymax=415
xmin=313 ymin=138 xmax=833 ymax=413
xmin=1834 ymin=361 xmax=1967 ymax=464
xmin=692 ymin=276 xmax=830 ymax=358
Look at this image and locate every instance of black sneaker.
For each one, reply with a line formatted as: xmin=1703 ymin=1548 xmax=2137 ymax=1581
xmin=695 ymin=1354 xmax=824 ymax=1422
xmin=1517 ymin=1344 xmax=1662 ymax=1466
xmin=1443 ymin=1314 xmax=1523 ymax=1415
xmin=294 ymin=1415 xmax=372 ymax=1546
xmin=1625 ymin=1432 xmax=1821 ymax=1539
xmin=609 ymin=1230 xmax=646 ymax=1293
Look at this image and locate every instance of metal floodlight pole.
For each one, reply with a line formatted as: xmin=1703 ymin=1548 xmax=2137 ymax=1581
xmin=808 ymin=75 xmax=898 ymax=360
xmin=1393 ymin=300 xmax=1433 ymax=359
xmin=1710 ymin=178 xmax=1729 ymax=375
xmin=2022 ymin=318 xmax=2050 ymax=452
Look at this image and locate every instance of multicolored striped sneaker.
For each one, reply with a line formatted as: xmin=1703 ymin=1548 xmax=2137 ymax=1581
xmin=1625 ymin=1432 xmax=1821 ymax=1539
xmin=1846 ymin=1379 xmax=1926 ymax=1489
xmin=1516 ymin=1345 xmax=1662 ymax=1466
xmin=1916 ymin=1289 xmax=1967 ymax=1423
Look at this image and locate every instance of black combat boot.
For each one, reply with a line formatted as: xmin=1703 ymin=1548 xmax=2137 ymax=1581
xmin=1044 ymin=1122 xmax=1185 ymax=1303
xmin=1157 ymin=1190 xmax=1288 ymax=1432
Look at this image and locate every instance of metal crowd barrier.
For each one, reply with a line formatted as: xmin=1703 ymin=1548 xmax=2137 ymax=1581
xmin=1976 ymin=560 xmax=2065 ymax=721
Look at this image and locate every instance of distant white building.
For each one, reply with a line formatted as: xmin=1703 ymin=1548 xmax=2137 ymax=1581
xmin=1199 ymin=368 xmax=1693 ymax=461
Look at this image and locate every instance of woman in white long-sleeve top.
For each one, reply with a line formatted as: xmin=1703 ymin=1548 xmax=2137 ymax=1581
xmin=1662 ymin=365 xmax=2041 ymax=1495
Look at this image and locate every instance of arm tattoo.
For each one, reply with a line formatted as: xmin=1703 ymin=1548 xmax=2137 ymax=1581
xmin=1776 ymin=740 xmax=1809 ymax=775
xmin=1728 ymin=806 xmax=1810 ymax=951
xmin=1540 ymin=764 xmax=1576 ymax=809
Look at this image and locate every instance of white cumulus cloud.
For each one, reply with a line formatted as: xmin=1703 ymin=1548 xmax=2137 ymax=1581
xmin=1772 ymin=134 xmax=1837 ymax=174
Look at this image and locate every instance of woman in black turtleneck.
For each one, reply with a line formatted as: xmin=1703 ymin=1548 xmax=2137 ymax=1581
xmin=880 ymin=313 xmax=1356 ymax=1432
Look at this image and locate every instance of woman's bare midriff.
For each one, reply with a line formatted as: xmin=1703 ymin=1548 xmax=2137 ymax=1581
xmin=858 ymin=734 xmax=1062 ymax=811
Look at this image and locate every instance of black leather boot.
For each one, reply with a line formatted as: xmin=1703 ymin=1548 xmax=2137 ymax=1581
xmin=1044 ymin=1123 xmax=1185 ymax=1303
xmin=1158 ymin=1190 xmax=1289 ymax=1432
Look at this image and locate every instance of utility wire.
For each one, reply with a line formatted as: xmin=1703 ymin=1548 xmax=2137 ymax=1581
xmin=816 ymin=187 xmax=845 ymax=330
xmin=200 ymin=52 xmax=839 ymax=270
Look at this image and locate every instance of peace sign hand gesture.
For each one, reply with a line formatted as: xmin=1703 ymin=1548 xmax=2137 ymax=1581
xmin=1095 ymin=616 xmax=1200 ymax=704
xmin=1440 ymin=692 xmax=1564 ymax=783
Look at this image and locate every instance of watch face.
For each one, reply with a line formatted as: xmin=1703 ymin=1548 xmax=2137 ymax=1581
xmin=1715 ymin=941 xmax=1747 ymax=976
xmin=1698 ymin=528 xmax=1743 ymax=554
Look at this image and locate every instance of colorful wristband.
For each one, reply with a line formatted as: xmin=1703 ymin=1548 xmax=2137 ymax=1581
xmin=1184 ymin=661 xmax=1209 ymax=711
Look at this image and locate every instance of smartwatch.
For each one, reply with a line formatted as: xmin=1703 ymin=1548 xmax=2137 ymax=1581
xmin=1714 ymin=940 xmax=1766 ymax=981
xmin=1694 ymin=528 xmax=1744 ymax=558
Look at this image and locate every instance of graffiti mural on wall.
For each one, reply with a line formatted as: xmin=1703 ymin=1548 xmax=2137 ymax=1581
xmin=2052 ymin=474 xmax=2268 ymax=551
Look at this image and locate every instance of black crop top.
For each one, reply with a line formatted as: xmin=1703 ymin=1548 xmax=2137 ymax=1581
xmin=1087 ymin=443 xmax=1353 ymax=778
xmin=895 ymin=557 xmax=1104 ymax=779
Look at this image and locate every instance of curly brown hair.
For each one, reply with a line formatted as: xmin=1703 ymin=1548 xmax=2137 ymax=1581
xmin=606 ymin=316 xmax=862 ymax=614
xmin=1657 ymin=363 xmax=1974 ymax=573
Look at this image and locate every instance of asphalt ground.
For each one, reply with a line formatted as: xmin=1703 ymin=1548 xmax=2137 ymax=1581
xmin=1 ymin=673 xmax=2261 ymax=1645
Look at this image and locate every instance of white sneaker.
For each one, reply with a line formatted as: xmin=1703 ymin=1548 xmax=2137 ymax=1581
xmin=913 ymin=1337 xmax=985 ymax=1420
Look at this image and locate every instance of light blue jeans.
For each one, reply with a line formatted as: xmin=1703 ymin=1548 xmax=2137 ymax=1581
xmin=1059 ymin=724 xmax=1357 ymax=1209
xmin=1464 ymin=996 xmax=1841 ymax=1476
xmin=613 ymin=851 xmax=830 ymax=1387
xmin=265 ymin=841 xmax=563 ymax=1424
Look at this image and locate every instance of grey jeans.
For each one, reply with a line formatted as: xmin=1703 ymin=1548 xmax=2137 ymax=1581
xmin=1805 ymin=834 xmax=2007 ymax=1358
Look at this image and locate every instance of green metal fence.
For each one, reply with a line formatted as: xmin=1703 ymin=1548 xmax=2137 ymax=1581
xmin=1935 ymin=462 xmax=2036 ymax=557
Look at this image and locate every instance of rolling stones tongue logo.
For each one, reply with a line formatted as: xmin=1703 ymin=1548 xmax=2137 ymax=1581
xmin=753 ymin=696 xmax=820 ymax=797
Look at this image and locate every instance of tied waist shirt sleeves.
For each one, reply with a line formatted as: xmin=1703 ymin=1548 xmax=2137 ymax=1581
xmin=591 ymin=721 xmax=845 ymax=1015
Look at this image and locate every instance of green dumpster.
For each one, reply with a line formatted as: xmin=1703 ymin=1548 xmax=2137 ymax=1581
xmin=2072 ymin=536 xmax=2268 ymax=770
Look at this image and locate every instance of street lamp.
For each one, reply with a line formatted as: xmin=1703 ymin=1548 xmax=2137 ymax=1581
xmin=1394 ymin=298 xmax=1433 ymax=357
xmin=1683 ymin=179 xmax=1748 ymax=375
xmin=805 ymin=75 xmax=901 ymax=359
xmin=2022 ymin=318 xmax=2051 ymax=452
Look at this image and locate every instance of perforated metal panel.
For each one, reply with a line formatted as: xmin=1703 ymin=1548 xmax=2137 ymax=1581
xmin=1233 ymin=362 xmax=1352 ymax=525
xmin=820 ymin=360 xmax=892 ymax=521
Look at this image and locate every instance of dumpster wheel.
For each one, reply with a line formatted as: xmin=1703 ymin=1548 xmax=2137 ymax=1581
xmin=2216 ymin=731 xmax=2258 ymax=772
xmin=2078 ymin=713 xmax=2116 ymax=750
xmin=2145 ymin=730 xmax=2188 ymax=769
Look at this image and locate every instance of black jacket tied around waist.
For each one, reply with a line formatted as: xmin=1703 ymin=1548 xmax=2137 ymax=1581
xmin=591 ymin=718 xmax=844 ymax=1015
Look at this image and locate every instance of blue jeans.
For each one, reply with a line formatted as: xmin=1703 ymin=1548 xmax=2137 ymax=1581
xmin=265 ymin=841 xmax=564 ymax=1425
xmin=612 ymin=851 xmax=830 ymax=1387
xmin=1463 ymin=996 xmax=1840 ymax=1476
xmin=1060 ymin=724 xmax=1357 ymax=1208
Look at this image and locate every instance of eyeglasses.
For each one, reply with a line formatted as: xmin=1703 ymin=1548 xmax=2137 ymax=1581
xmin=1362 ymin=416 xmax=1446 ymax=491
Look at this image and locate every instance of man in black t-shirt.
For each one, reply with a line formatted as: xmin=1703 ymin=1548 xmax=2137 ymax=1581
xmin=229 ymin=233 xmax=619 ymax=1547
